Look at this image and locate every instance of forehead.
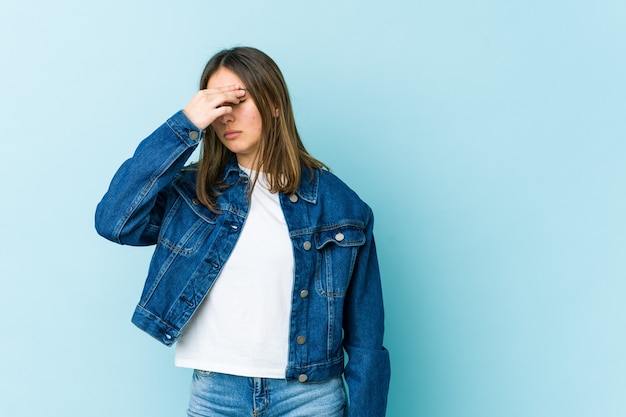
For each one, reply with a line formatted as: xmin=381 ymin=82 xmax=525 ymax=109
xmin=206 ymin=67 xmax=245 ymax=89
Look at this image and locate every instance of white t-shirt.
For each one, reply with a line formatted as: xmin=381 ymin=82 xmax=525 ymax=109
xmin=175 ymin=170 xmax=294 ymax=378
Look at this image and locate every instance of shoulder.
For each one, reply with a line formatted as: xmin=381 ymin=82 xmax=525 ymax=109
xmin=315 ymin=168 xmax=373 ymax=220
xmin=159 ymin=163 xmax=198 ymax=197
xmin=317 ymin=169 xmax=356 ymax=194
xmin=181 ymin=162 xmax=200 ymax=178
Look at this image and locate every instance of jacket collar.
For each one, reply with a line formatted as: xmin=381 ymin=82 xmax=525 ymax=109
xmin=221 ymin=156 xmax=319 ymax=204
xmin=221 ymin=156 xmax=245 ymax=181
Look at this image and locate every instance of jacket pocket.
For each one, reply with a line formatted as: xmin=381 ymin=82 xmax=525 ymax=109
xmin=158 ymin=197 xmax=216 ymax=256
xmin=314 ymin=224 xmax=366 ymax=298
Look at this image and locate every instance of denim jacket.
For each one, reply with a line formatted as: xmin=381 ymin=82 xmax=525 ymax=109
xmin=95 ymin=111 xmax=390 ymax=416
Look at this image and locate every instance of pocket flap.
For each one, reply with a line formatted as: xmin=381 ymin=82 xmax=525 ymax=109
xmin=314 ymin=225 xmax=366 ymax=249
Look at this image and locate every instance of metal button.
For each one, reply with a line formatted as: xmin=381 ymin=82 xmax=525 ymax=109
xmin=335 ymin=232 xmax=345 ymax=242
xmin=296 ymin=335 xmax=306 ymax=345
xmin=299 ymin=290 xmax=309 ymax=298
xmin=230 ymin=224 xmax=239 ymax=230
xmin=298 ymin=374 xmax=308 ymax=383
xmin=289 ymin=194 xmax=298 ymax=203
xmin=189 ymin=131 xmax=199 ymax=140
xmin=303 ymin=241 xmax=311 ymax=251
xmin=192 ymin=198 xmax=200 ymax=205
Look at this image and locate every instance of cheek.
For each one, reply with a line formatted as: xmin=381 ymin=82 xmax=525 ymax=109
xmin=241 ymin=102 xmax=263 ymax=130
xmin=254 ymin=115 xmax=263 ymax=133
xmin=248 ymin=110 xmax=263 ymax=133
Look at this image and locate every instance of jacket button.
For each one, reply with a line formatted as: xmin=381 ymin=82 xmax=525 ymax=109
xmin=189 ymin=131 xmax=199 ymax=140
xmin=192 ymin=198 xmax=200 ymax=205
xmin=299 ymin=290 xmax=309 ymax=298
xmin=296 ymin=335 xmax=306 ymax=345
xmin=335 ymin=232 xmax=345 ymax=242
xmin=289 ymin=194 xmax=298 ymax=203
xmin=303 ymin=241 xmax=311 ymax=251
xmin=298 ymin=374 xmax=308 ymax=383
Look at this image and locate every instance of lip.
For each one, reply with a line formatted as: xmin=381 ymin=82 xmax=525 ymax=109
xmin=224 ymin=130 xmax=241 ymax=140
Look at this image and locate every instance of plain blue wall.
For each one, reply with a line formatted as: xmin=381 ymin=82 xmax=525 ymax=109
xmin=1 ymin=1 xmax=625 ymax=416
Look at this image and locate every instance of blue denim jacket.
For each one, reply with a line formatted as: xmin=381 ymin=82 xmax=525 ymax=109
xmin=95 ymin=111 xmax=390 ymax=416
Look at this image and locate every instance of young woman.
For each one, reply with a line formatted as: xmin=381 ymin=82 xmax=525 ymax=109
xmin=95 ymin=46 xmax=390 ymax=417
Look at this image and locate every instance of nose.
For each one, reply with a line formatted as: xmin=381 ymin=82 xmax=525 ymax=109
xmin=217 ymin=110 xmax=235 ymax=125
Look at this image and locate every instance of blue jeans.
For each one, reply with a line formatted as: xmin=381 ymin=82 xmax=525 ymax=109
xmin=187 ymin=370 xmax=347 ymax=416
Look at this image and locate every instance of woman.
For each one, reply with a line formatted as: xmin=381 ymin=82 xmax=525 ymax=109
xmin=95 ymin=46 xmax=390 ymax=417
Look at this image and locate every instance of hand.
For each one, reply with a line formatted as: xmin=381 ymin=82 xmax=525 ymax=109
xmin=183 ymin=85 xmax=246 ymax=130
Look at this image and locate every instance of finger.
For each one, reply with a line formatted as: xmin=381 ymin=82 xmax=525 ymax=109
xmin=197 ymin=87 xmax=245 ymax=102
xmin=213 ymin=90 xmax=246 ymax=108
xmin=205 ymin=84 xmax=245 ymax=94
xmin=210 ymin=105 xmax=233 ymax=120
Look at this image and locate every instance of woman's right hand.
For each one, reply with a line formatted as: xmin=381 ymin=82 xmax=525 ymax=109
xmin=183 ymin=85 xmax=246 ymax=130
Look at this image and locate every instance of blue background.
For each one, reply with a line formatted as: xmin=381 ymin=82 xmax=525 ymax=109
xmin=1 ymin=1 xmax=625 ymax=416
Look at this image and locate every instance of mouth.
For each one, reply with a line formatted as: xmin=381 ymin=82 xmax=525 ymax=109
xmin=224 ymin=130 xmax=241 ymax=140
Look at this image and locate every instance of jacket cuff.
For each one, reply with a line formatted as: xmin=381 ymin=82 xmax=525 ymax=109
xmin=166 ymin=110 xmax=205 ymax=147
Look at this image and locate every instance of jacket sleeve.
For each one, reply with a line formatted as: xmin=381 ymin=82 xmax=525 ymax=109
xmin=95 ymin=111 xmax=203 ymax=246
xmin=343 ymin=211 xmax=391 ymax=417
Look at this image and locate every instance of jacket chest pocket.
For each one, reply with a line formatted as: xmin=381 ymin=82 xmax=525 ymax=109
xmin=314 ymin=225 xmax=366 ymax=298
xmin=158 ymin=197 xmax=216 ymax=257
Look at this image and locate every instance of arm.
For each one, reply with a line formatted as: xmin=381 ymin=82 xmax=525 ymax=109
xmin=94 ymin=111 xmax=203 ymax=246
xmin=95 ymin=85 xmax=246 ymax=245
xmin=343 ymin=212 xmax=391 ymax=417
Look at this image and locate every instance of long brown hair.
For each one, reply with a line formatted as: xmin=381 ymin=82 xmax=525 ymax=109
xmin=194 ymin=46 xmax=327 ymax=212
